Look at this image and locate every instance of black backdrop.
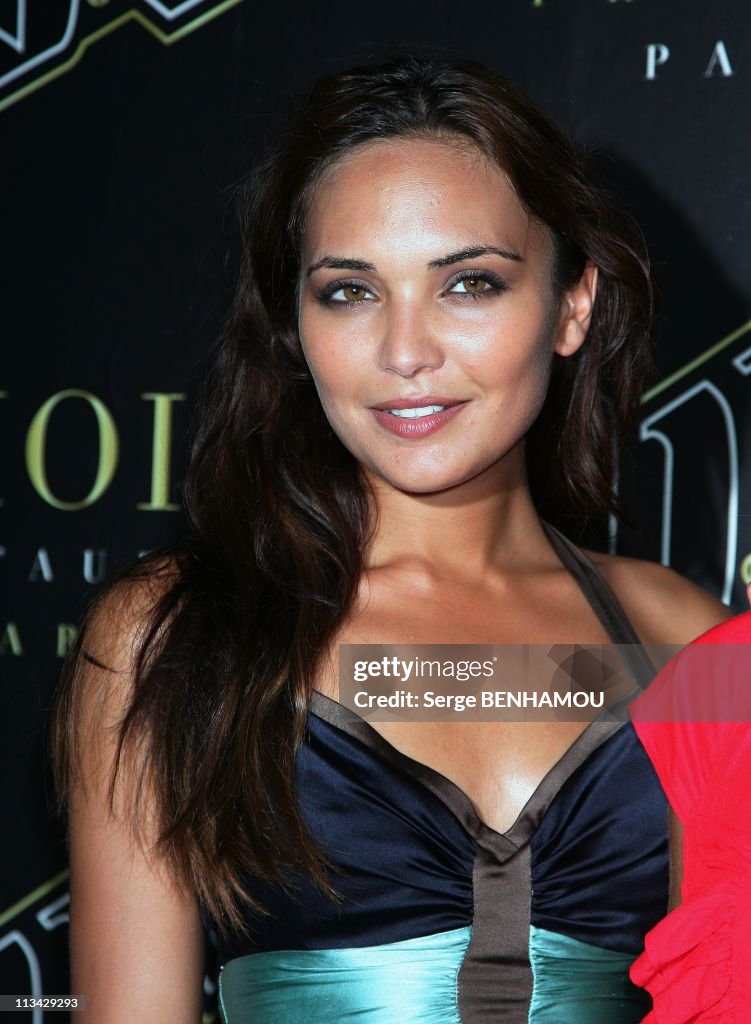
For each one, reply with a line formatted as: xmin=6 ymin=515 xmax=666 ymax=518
xmin=2 ymin=1 xmax=749 ymax=1020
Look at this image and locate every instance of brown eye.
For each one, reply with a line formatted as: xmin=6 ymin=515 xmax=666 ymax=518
xmin=447 ymin=272 xmax=506 ymax=298
xmin=459 ymin=277 xmax=490 ymax=294
xmin=322 ymin=282 xmax=373 ymax=304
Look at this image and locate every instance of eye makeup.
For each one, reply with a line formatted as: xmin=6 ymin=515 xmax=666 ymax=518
xmin=314 ymin=278 xmax=376 ymax=308
xmin=443 ymin=268 xmax=509 ymax=300
xmin=313 ymin=268 xmax=509 ymax=309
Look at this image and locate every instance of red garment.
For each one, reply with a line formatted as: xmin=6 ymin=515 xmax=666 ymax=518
xmin=629 ymin=613 xmax=751 ymax=1023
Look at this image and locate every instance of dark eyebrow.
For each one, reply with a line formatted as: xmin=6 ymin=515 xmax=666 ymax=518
xmin=427 ymin=245 xmax=524 ymax=269
xmin=306 ymin=244 xmax=523 ymax=278
xmin=306 ymin=256 xmax=376 ymax=277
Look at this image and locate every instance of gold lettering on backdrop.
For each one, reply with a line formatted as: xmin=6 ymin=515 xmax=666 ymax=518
xmin=0 ymin=622 xmax=23 ymax=656
xmin=25 ymin=390 xmax=119 ymax=510
xmin=741 ymin=554 xmax=751 ymax=585
xmin=29 ymin=547 xmax=54 ymax=582
xmin=57 ymin=624 xmax=78 ymax=658
xmin=137 ymin=393 xmax=186 ymax=512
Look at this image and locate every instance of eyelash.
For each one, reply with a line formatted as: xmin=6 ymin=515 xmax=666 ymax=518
xmin=314 ymin=269 xmax=508 ymax=308
xmin=315 ymin=278 xmax=375 ymax=309
xmin=445 ymin=269 xmax=508 ymax=300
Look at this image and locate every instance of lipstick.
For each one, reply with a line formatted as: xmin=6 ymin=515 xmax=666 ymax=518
xmin=369 ymin=396 xmax=468 ymax=438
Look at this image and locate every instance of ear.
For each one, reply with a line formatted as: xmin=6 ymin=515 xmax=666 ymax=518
xmin=553 ymin=263 xmax=599 ymax=357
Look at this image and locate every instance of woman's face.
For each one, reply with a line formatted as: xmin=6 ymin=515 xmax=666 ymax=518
xmin=298 ymin=137 xmax=596 ymax=495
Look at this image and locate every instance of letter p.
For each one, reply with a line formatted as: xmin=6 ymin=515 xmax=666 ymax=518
xmin=645 ymin=43 xmax=670 ymax=80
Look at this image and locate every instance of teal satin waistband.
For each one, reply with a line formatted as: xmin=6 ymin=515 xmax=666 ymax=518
xmin=218 ymin=925 xmax=472 ymax=1024
xmin=528 ymin=925 xmax=651 ymax=1023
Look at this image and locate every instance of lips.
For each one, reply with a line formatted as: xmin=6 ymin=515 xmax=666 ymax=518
xmin=369 ymin=398 xmax=468 ymax=438
xmin=371 ymin=395 xmax=466 ymax=411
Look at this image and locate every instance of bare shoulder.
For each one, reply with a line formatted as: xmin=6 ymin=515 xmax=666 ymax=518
xmin=81 ymin=553 xmax=182 ymax=674
xmin=59 ymin=552 xmax=205 ymax=1023
xmin=584 ymin=550 xmax=733 ymax=644
xmin=54 ymin=552 xmax=183 ymax=804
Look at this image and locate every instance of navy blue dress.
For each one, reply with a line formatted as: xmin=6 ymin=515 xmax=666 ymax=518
xmin=202 ymin=524 xmax=668 ymax=1023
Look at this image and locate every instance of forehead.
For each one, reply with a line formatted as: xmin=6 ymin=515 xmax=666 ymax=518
xmin=303 ymin=137 xmax=548 ymax=262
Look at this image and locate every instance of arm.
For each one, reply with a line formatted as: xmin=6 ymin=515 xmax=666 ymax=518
xmin=65 ymin=583 xmax=205 ymax=1023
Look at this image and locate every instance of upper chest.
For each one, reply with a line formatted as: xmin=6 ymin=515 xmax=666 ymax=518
xmin=310 ymin=570 xmax=632 ymax=834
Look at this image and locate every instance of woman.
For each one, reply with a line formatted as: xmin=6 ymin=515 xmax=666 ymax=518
xmin=629 ymin=613 xmax=751 ymax=1021
xmin=50 ymin=55 xmax=729 ymax=1023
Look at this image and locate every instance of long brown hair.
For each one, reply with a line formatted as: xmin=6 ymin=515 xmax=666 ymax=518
xmin=49 ymin=54 xmax=654 ymax=939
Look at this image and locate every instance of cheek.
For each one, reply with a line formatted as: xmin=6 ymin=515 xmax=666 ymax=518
xmin=305 ymin=356 xmax=341 ymax=417
xmin=528 ymin=332 xmax=556 ymax=394
xmin=299 ymin=316 xmax=335 ymax=395
xmin=299 ymin=308 xmax=368 ymax=401
xmin=474 ymin=307 xmax=555 ymax=397
xmin=471 ymin=319 xmax=556 ymax=444
xmin=298 ymin=337 xmax=360 ymax=439
xmin=517 ymin=332 xmax=555 ymax=414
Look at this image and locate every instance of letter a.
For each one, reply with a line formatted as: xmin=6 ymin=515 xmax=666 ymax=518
xmin=704 ymin=41 xmax=733 ymax=78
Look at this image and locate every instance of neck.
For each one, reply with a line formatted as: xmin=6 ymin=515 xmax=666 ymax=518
xmin=362 ymin=447 xmax=551 ymax=583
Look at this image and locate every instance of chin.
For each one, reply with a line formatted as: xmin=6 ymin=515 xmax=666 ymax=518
xmin=367 ymin=462 xmax=483 ymax=496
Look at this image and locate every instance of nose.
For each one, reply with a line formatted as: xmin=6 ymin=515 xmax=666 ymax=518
xmin=377 ymin=300 xmax=445 ymax=377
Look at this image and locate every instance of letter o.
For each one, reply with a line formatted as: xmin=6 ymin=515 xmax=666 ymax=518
xmin=25 ymin=390 xmax=119 ymax=510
